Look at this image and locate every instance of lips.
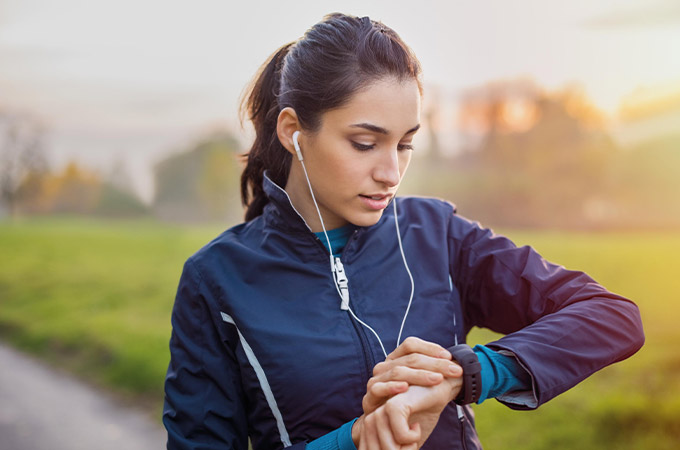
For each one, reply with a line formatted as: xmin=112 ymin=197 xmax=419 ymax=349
xmin=359 ymin=193 xmax=392 ymax=210
xmin=361 ymin=194 xmax=390 ymax=200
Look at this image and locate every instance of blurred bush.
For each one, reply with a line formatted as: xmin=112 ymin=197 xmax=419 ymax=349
xmin=15 ymin=162 xmax=149 ymax=218
xmin=152 ymin=130 xmax=242 ymax=224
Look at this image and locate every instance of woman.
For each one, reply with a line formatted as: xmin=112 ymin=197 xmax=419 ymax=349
xmin=163 ymin=13 xmax=644 ymax=450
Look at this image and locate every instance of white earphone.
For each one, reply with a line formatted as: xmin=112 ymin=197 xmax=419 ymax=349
xmin=292 ymin=131 xmax=303 ymax=162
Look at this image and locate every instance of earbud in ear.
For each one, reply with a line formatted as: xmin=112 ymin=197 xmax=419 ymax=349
xmin=292 ymin=131 xmax=303 ymax=162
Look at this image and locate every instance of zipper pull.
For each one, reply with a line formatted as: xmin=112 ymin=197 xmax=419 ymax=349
xmin=457 ymin=404 xmax=465 ymax=421
xmin=334 ymin=257 xmax=350 ymax=310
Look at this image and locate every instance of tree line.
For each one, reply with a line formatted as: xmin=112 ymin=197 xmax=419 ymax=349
xmin=401 ymin=79 xmax=680 ymax=230
xmin=2 ymin=78 xmax=678 ymax=229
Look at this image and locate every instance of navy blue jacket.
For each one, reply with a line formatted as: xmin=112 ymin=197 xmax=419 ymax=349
xmin=163 ymin=175 xmax=644 ymax=449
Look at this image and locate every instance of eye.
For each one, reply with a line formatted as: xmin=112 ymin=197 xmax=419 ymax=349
xmin=351 ymin=141 xmax=375 ymax=151
xmin=398 ymin=143 xmax=414 ymax=151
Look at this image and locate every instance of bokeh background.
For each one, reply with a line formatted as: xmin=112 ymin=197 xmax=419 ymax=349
xmin=1 ymin=0 xmax=679 ymax=448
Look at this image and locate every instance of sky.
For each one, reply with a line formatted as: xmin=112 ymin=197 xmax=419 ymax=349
xmin=1 ymin=0 xmax=679 ymax=200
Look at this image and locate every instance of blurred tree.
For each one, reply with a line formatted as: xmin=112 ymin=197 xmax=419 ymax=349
xmin=457 ymin=78 xmax=542 ymax=139
xmin=402 ymin=78 xmax=679 ymax=230
xmin=16 ymin=169 xmax=51 ymax=214
xmin=0 ymin=109 xmax=47 ymax=217
xmin=17 ymin=161 xmax=147 ymax=217
xmin=94 ymin=183 xmax=149 ymax=217
xmin=420 ymin=79 xmax=617 ymax=228
xmin=153 ymin=130 xmax=242 ymax=223
xmin=46 ymin=162 xmax=101 ymax=214
xmin=95 ymin=159 xmax=149 ymax=217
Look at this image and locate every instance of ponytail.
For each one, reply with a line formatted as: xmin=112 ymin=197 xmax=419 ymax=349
xmin=240 ymin=42 xmax=293 ymax=221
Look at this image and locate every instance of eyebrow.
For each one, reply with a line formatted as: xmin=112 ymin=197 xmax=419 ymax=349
xmin=349 ymin=123 xmax=421 ymax=135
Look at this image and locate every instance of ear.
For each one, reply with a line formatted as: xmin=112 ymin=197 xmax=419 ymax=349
xmin=277 ymin=107 xmax=302 ymax=158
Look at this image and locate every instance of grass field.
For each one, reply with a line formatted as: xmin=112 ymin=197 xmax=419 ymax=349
xmin=1 ymin=218 xmax=678 ymax=448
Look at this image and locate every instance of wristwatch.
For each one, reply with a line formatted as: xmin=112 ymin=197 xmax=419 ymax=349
xmin=449 ymin=344 xmax=482 ymax=405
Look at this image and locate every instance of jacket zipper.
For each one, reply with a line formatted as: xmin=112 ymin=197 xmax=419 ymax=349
xmin=457 ymin=405 xmax=468 ymax=450
xmin=311 ymin=230 xmax=375 ymax=382
xmin=334 ymin=237 xmax=376 ymax=383
xmin=347 ymin=309 xmax=376 ymax=382
xmin=280 ymin=184 xmax=377 ymax=386
xmin=334 ymin=257 xmax=350 ymax=310
xmin=338 ymin=257 xmax=376 ymax=381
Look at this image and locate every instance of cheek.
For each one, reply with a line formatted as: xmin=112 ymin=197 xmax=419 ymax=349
xmin=338 ymin=154 xmax=366 ymax=177
xmin=315 ymin=146 xmax=348 ymax=178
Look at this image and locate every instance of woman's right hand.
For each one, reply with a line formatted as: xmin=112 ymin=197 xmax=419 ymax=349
xmin=352 ymin=337 xmax=463 ymax=448
xmin=357 ymin=376 xmax=463 ymax=450
xmin=362 ymin=337 xmax=462 ymax=414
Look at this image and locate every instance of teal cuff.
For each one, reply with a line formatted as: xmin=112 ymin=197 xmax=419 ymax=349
xmin=338 ymin=418 xmax=358 ymax=450
xmin=473 ymin=344 xmax=531 ymax=404
xmin=306 ymin=418 xmax=358 ymax=450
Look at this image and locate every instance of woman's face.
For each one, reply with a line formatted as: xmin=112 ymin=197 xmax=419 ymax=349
xmin=286 ymin=76 xmax=421 ymax=232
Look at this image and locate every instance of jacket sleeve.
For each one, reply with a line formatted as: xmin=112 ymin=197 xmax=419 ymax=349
xmin=447 ymin=213 xmax=645 ymax=409
xmin=163 ymin=259 xmax=249 ymax=449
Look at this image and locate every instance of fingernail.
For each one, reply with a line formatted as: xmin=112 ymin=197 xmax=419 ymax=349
xmin=449 ymin=364 xmax=462 ymax=375
xmin=439 ymin=350 xmax=452 ymax=359
xmin=427 ymin=372 xmax=442 ymax=382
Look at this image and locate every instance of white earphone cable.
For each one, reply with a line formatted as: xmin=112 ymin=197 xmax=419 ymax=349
xmin=393 ymin=197 xmax=415 ymax=349
xmin=299 ymin=159 xmax=336 ymax=272
xmin=295 ymin=133 xmax=414 ymax=360
xmin=348 ymin=305 xmax=388 ymax=358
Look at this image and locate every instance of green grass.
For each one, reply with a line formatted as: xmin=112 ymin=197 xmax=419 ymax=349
xmin=0 ymin=217 xmax=225 ymax=411
xmin=1 ymin=218 xmax=678 ymax=447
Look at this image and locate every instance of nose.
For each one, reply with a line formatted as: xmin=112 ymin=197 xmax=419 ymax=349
xmin=373 ymin=148 xmax=401 ymax=188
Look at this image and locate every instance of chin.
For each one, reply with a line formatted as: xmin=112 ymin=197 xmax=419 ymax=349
xmin=349 ymin=210 xmax=385 ymax=228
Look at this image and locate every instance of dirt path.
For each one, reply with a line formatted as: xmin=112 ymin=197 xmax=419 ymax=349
xmin=0 ymin=342 xmax=166 ymax=450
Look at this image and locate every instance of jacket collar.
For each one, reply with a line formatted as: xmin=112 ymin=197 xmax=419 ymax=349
xmin=262 ymin=171 xmax=314 ymax=233
xmin=260 ymin=171 xmax=393 ymax=250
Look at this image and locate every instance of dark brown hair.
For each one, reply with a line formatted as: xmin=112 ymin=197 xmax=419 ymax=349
xmin=239 ymin=13 xmax=422 ymax=221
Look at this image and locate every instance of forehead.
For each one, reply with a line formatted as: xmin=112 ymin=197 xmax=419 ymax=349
xmin=320 ymin=77 xmax=421 ymax=134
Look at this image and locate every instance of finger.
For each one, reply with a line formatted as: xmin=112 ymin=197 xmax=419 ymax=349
xmin=447 ymin=375 xmax=464 ymax=402
xmin=375 ymin=406 xmax=402 ymax=450
xmin=386 ymin=336 xmax=452 ymax=362
xmin=365 ymin=380 xmax=408 ymax=404
xmin=409 ymin=422 xmax=421 ymax=449
xmin=363 ymin=381 xmax=408 ymax=413
xmin=361 ymin=410 xmax=381 ymax=450
xmin=370 ymin=380 xmax=410 ymax=397
xmin=374 ymin=354 xmax=462 ymax=378
xmin=385 ymin=398 xmax=420 ymax=444
xmin=370 ymin=366 xmax=446 ymax=391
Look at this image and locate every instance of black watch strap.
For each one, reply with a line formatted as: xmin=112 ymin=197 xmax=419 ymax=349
xmin=449 ymin=344 xmax=482 ymax=405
